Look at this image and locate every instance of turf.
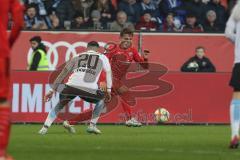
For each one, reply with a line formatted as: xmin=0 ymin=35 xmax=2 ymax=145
xmin=8 ymin=124 xmax=240 ymax=160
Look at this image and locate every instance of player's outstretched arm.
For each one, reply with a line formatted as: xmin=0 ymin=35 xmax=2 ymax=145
xmin=142 ymin=50 xmax=149 ymax=69
xmin=142 ymin=49 xmax=150 ymax=60
xmin=46 ymin=59 xmax=75 ymax=102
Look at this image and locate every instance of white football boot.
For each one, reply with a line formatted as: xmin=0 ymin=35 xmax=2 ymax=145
xmin=86 ymin=124 xmax=101 ymax=134
xmin=38 ymin=126 xmax=48 ymax=135
xmin=125 ymin=118 xmax=142 ymax=127
xmin=63 ymin=120 xmax=76 ymax=134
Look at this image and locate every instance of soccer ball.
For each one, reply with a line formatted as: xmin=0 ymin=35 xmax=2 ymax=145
xmin=154 ymin=108 xmax=170 ymax=123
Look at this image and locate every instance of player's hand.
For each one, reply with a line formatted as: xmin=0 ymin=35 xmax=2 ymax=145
xmin=105 ymin=92 xmax=112 ymax=103
xmin=44 ymin=90 xmax=54 ymax=102
xmin=143 ymin=49 xmax=150 ymax=59
xmin=100 ymin=82 xmax=107 ymax=92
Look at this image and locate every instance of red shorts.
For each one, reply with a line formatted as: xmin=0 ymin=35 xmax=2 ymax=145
xmin=112 ymin=78 xmax=126 ymax=93
xmin=112 ymin=78 xmax=136 ymax=106
xmin=0 ymin=58 xmax=10 ymax=100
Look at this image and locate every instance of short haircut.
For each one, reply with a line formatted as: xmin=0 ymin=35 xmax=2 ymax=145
xmin=120 ymin=28 xmax=133 ymax=37
xmin=167 ymin=12 xmax=175 ymax=17
xmin=30 ymin=36 xmax=41 ymax=43
xmin=117 ymin=10 xmax=127 ymax=17
xmin=87 ymin=41 xmax=99 ymax=48
xmin=186 ymin=13 xmax=196 ymax=18
xmin=27 ymin=4 xmax=36 ymax=10
xmin=206 ymin=10 xmax=216 ymax=18
xmin=195 ymin=46 xmax=205 ymax=51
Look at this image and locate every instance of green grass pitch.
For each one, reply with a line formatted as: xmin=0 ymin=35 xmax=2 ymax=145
xmin=8 ymin=124 xmax=240 ymax=160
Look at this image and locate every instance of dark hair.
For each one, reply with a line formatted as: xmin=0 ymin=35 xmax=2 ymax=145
xmin=30 ymin=36 xmax=42 ymax=43
xmin=186 ymin=13 xmax=196 ymax=18
xmin=167 ymin=12 xmax=175 ymax=17
xmin=120 ymin=28 xmax=133 ymax=37
xmin=74 ymin=11 xmax=84 ymax=19
xmin=26 ymin=4 xmax=37 ymax=10
xmin=142 ymin=10 xmax=152 ymax=17
xmin=195 ymin=46 xmax=205 ymax=51
xmin=87 ymin=41 xmax=99 ymax=48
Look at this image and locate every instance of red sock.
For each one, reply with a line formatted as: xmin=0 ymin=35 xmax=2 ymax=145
xmin=0 ymin=107 xmax=11 ymax=157
xmin=121 ymin=100 xmax=132 ymax=120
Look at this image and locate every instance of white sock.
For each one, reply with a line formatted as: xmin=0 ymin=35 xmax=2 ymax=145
xmin=44 ymin=103 xmax=63 ymax=127
xmin=90 ymin=100 xmax=104 ymax=126
xmin=230 ymin=99 xmax=240 ymax=139
xmin=90 ymin=117 xmax=99 ymax=126
xmin=44 ymin=109 xmax=57 ymax=127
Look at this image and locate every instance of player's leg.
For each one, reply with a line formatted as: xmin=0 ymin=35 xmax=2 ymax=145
xmin=117 ymin=85 xmax=142 ymax=127
xmin=0 ymin=104 xmax=11 ymax=159
xmin=79 ymin=89 xmax=105 ymax=134
xmin=229 ymin=63 xmax=240 ymax=148
xmin=0 ymin=58 xmax=12 ymax=159
xmin=113 ymin=80 xmax=133 ymax=121
xmin=87 ymin=99 xmax=105 ymax=134
xmin=39 ymin=92 xmax=76 ymax=135
xmin=229 ymin=92 xmax=240 ymax=148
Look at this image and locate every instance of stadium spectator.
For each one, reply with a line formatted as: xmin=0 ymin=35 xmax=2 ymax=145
xmin=203 ymin=10 xmax=223 ymax=32
xmin=24 ymin=0 xmax=53 ymax=28
xmin=135 ymin=11 xmax=158 ymax=31
xmin=24 ymin=0 xmax=48 ymax=16
xmin=184 ymin=0 xmax=207 ymax=24
xmin=158 ymin=0 xmax=186 ymax=23
xmin=204 ymin=0 xmax=227 ymax=30
xmin=71 ymin=12 xmax=87 ymax=29
xmin=28 ymin=36 xmax=49 ymax=71
xmin=24 ymin=4 xmax=48 ymax=29
xmin=136 ymin=0 xmax=162 ymax=25
xmin=181 ymin=46 xmax=216 ymax=72
xmin=49 ymin=12 xmax=61 ymax=29
xmin=90 ymin=0 xmax=116 ymax=29
xmin=162 ymin=12 xmax=181 ymax=32
xmin=84 ymin=10 xmax=103 ymax=30
xmin=180 ymin=13 xmax=204 ymax=32
xmin=159 ymin=0 xmax=182 ymax=14
xmin=45 ymin=0 xmax=75 ymax=28
xmin=71 ymin=0 xmax=94 ymax=22
xmin=118 ymin=0 xmax=140 ymax=23
xmin=109 ymin=11 xmax=135 ymax=31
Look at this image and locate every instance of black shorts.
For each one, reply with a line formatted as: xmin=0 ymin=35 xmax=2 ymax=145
xmin=59 ymin=85 xmax=105 ymax=105
xmin=230 ymin=63 xmax=240 ymax=91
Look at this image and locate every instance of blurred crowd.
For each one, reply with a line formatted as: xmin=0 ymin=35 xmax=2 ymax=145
xmin=10 ymin=0 xmax=237 ymax=33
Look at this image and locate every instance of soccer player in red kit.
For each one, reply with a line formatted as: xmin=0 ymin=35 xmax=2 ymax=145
xmin=102 ymin=28 xmax=149 ymax=127
xmin=0 ymin=0 xmax=24 ymax=159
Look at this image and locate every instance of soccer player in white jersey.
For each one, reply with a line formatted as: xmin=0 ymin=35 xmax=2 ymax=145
xmin=39 ymin=41 xmax=112 ymax=135
xmin=225 ymin=2 xmax=240 ymax=149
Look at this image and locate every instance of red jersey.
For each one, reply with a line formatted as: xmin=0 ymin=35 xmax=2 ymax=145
xmin=0 ymin=0 xmax=24 ymax=58
xmin=106 ymin=45 xmax=146 ymax=80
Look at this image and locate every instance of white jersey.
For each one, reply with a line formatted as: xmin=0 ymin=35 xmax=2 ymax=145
xmin=52 ymin=50 xmax=112 ymax=93
xmin=225 ymin=13 xmax=240 ymax=63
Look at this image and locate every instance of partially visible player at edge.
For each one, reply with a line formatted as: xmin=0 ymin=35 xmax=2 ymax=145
xmin=101 ymin=28 xmax=149 ymax=127
xmin=39 ymin=41 xmax=112 ymax=135
xmin=225 ymin=1 xmax=240 ymax=149
xmin=0 ymin=0 xmax=24 ymax=160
